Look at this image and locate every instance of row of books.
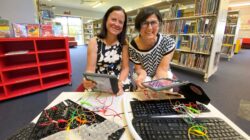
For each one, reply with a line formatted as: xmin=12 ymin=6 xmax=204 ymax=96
xmin=195 ymin=0 xmax=219 ymax=15
xmin=12 ymin=23 xmax=63 ymax=37
xmin=172 ymin=51 xmax=209 ymax=70
xmin=162 ymin=17 xmax=216 ymax=34
xmin=162 ymin=0 xmax=218 ymax=19
xmin=224 ymin=26 xmax=236 ymax=34
xmin=221 ymin=46 xmax=233 ymax=55
xmin=227 ymin=15 xmax=238 ymax=24
xmin=223 ymin=36 xmax=234 ymax=45
xmin=162 ymin=4 xmax=195 ymax=19
xmin=176 ymin=35 xmax=213 ymax=54
xmin=0 ymin=18 xmax=63 ymax=38
xmin=0 ymin=19 xmax=10 ymax=38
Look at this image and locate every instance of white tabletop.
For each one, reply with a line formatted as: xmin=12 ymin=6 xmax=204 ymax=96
xmin=32 ymin=91 xmax=249 ymax=140
xmin=32 ymin=91 xmax=133 ymax=140
xmin=123 ymin=91 xmax=250 ymax=140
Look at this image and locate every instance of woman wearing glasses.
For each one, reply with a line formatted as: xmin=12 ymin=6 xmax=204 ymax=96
xmin=129 ymin=6 xmax=176 ymax=89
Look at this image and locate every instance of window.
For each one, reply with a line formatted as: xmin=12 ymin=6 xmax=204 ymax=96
xmin=53 ymin=16 xmax=83 ymax=45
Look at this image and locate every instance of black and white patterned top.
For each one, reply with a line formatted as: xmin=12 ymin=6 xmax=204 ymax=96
xmin=95 ymin=38 xmax=132 ymax=91
xmin=129 ymin=34 xmax=175 ymax=77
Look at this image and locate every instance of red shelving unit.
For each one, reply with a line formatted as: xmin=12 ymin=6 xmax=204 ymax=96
xmin=0 ymin=37 xmax=71 ymax=101
xmin=42 ymin=73 xmax=70 ymax=89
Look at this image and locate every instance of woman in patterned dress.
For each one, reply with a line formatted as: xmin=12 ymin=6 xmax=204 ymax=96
xmin=129 ymin=6 xmax=176 ymax=89
xmin=83 ymin=6 xmax=131 ymax=95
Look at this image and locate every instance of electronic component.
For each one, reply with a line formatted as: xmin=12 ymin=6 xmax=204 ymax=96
xmin=28 ymin=99 xmax=124 ymax=139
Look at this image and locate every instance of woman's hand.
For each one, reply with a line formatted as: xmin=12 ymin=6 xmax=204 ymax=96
xmin=83 ymin=78 xmax=96 ymax=90
xmin=116 ymin=80 xmax=124 ymax=96
xmin=135 ymin=74 xmax=146 ymax=90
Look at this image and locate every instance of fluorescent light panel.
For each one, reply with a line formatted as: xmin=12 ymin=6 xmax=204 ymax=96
xmin=229 ymin=2 xmax=250 ymax=7
xmin=93 ymin=2 xmax=102 ymax=8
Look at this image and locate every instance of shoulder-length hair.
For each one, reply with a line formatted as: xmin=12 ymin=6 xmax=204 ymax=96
xmin=135 ymin=6 xmax=162 ymax=31
xmin=97 ymin=6 xmax=127 ymax=45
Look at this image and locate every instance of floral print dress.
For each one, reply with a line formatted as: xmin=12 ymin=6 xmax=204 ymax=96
xmin=95 ymin=38 xmax=132 ymax=91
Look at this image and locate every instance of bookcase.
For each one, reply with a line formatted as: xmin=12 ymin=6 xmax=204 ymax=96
xmin=83 ymin=22 xmax=94 ymax=44
xmin=220 ymin=10 xmax=240 ymax=60
xmin=0 ymin=37 xmax=71 ymax=101
xmin=127 ymin=16 xmax=137 ymax=42
xmin=160 ymin=0 xmax=229 ymax=82
xmin=93 ymin=19 xmax=102 ymax=37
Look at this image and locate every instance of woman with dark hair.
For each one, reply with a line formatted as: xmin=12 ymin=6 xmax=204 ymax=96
xmin=83 ymin=6 xmax=131 ymax=95
xmin=129 ymin=6 xmax=176 ymax=89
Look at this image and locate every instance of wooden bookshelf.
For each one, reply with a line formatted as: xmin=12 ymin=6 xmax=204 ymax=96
xmin=0 ymin=37 xmax=71 ymax=101
xmin=220 ymin=10 xmax=240 ymax=61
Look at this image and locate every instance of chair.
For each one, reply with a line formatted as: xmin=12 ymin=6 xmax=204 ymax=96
xmin=75 ymin=84 xmax=85 ymax=92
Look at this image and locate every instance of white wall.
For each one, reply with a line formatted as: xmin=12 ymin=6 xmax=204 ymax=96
xmin=230 ymin=6 xmax=250 ymax=38
xmin=53 ymin=6 xmax=104 ymax=22
xmin=0 ymin=0 xmax=38 ymax=23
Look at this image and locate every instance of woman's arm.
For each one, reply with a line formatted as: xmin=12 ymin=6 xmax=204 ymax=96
xmin=117 ymin=44 xmax=130 ymax=95
xmin=119 ymin=44 xmax=130 ymax=82
xmin=154 ymin=50 xmax=174 ymax=79
xmin=134 ymin=64 xmax=147 ymax=89
xmin=82 ymin=37 xmax=98 ymax=89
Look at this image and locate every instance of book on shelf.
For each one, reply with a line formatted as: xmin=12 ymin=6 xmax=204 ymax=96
xmin=26 ymin=24 xmax=40 ymax=37
xmin=12 ymin=23 xmax=27 ymax=37
xmin=40 ymin=24 xmax=53 ymax=37
xmin=195 ymin=0 xmax=219 ymax=15
xmin=172 ymin=51 xmax=181 ymax=64
xmin=4 ymin=50 xmax=29 ymax=55
xmin=0 ymin=19 xmax=10 ymax=38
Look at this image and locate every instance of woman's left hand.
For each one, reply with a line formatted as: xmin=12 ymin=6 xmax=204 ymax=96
xmin=116 ymin=80 xmax=124 ymax=95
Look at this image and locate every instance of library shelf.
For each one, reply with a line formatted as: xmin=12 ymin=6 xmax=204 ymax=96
xmin=0 ymin=37 xmax=71 ymax=101
xmin=221 ymin=10 xmax=240 ymax=61
xmin=159 ymin=0 xmax=229 ymax=82
xmin=83 ymin=22 xmax=94 ymax=44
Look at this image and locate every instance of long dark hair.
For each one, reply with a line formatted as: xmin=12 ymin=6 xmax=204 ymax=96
xmin=97 ymin=6 xmax=127 ymax=45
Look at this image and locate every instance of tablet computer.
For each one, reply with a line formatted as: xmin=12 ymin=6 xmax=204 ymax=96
xmin=83 ymin=72 xmax=119 ymax=94
xmin=142 ymin=78 xmax=189 ymax=91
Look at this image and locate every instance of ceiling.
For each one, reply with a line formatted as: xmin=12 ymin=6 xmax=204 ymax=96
xmin=39 ymin=0 xmax=250 ymax=13
xmin=39 ymin=0 xmax=165 ymax=13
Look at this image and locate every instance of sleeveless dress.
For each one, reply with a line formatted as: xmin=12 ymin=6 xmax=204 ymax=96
xmin=95 ymin=38 xmax=132 ymax=91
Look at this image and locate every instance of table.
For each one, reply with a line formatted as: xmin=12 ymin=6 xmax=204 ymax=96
xmin=123 ymin=91 xmax=250 ymax=140
xmin=32 ymin=92 xmax=133 ymax=140
xmin=32 ymin=91 xmax=249 ymax=140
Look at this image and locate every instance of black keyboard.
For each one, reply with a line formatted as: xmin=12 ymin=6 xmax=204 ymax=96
xmin=132 ymin=117 xmax=246 ymax=140
xmin=28 ymin=99 xmax=125 ymax=139
xmin=130 ymin=99 xmax=210 ymax=118
xmin=7 ymin=123 xmax=35 ymax=140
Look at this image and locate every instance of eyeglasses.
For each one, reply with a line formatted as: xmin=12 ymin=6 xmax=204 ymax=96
xmin=141 ymin=20 xmax=159 ymax=28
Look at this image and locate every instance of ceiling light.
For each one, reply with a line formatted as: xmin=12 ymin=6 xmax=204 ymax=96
xmin=93 ymin=2 xmax=102 ymax=8
xmin=229 ymin=2 xmax=250 ymax=7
